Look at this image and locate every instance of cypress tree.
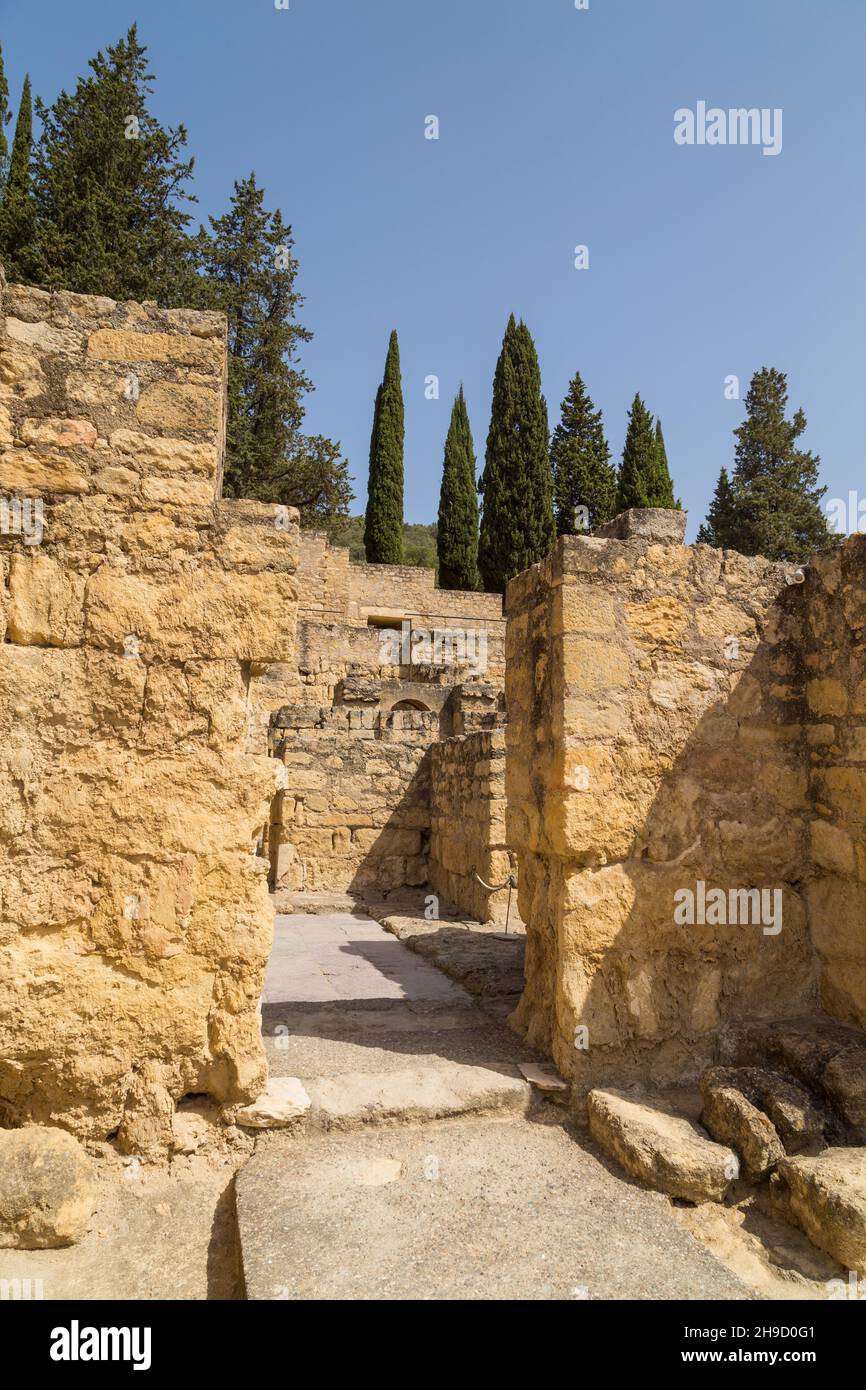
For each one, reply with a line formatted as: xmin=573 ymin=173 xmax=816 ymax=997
xmin=195 ymin=173 xmax=349 ymax=520
xmin=478 ymin=315 xmax=555 ymax=592
xmin=651 ymin=417 xmax=677 ymax=507
xmin=615 ymin=394 xmax=656 ymax=512
xmin=0 ymin=45 xmax=10 ymax=185
xmin=364 ymin=331 xmax=404 ymax=564
xmin=698 ymin=368 xmax=834 ymax=561
xmin=27 ymin=26 xmax=196 ymax=302
xmin=437 ymin=386 xmax=479 ymax=590
xmin=551 ymin=370 xmax=616 ymax=533
xmin=696 ymin=468 xmax=737 ymax=547
xmin=0 ymin=75 xmax=34 ymax=281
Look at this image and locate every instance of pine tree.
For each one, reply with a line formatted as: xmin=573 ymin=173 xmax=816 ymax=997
xmin=696 ymin=468 xmax=737 ymax=547
xmin=26 ymin=26 xmax=196 ymax=302
xmin=651 ymin=418 xmax=677 ymax=507
xmin=0 ymin=75 xmax=34 ymax=281
xmin=698 ymin=368 xmax=834 ymax=561
xmin=478 ymin=315 xmax=555 ymax=592
xmin=615 ymin=394 xmax=657 ymax=512
xmin=550 ymin=371 xmax=616 ymax=533
xmin=437 ymin=386 xmax=479 ymax=590
xmin=0 ymin=45 xmax=11 ymax=186
xmin=195 ymin=173 xmax=349 ymax=518
xmin=364 ymin=331 xmax=404 ymax=564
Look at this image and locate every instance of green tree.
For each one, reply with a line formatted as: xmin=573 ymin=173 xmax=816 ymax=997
xmin=0 ymin=45 xmax=11 ymax=185
xmin=696 ymin=467 xmax=737 ymax=547
xmin=615 ymin=393 xmax=656 ymax=512
xmin=196 ymin=173 xmax=349 ymax=519
xmin=437 ymin=387 xmax=479 ymax=590
xmin=551 ymin=371 xmax=616 ymax=533
xmin=0 ymin=75 xmax=34 ymax=281
xmin=364 ymin=330 xmax=404 ymax=564
xmin=698 ymin=368 xmax=834 ymax=561
xmin=651 ymin=417 xmax=677 ymax=507
xmin=27 ymin=26 xmax=196 ymax=302
xmin=478 ymin=314 xmax=555 ymax=592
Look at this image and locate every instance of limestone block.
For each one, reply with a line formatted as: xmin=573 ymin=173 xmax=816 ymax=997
xmin=588 ymin=1088 xmax=736 ymax=1202
xmin=84 ymin=563 xmax=296 ymax=661
xmin=135 ymin=381 xmax=217 ymax=431
xmin=7 ymin=554 xmax=85 ymax=647
xmin=0 ymin=447 xmax=89 ymax=493
xmin=0 ymin=1127 xmax=96 ymax=1248
xmin=773 ymin=1149 xmax=866 ymax=1274
xmin=87 ymin=327 xmax=222 ymax=369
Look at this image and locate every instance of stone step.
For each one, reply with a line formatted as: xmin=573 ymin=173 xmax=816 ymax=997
xmin=303 ymin=1062 xmax=531 ymax=1131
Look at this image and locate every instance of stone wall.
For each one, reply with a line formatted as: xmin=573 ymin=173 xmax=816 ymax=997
xmin=269 ymin=701 xmax=432 ymax=893
xmin=506 ymin=517 xmax=817 ymax=1094
xmin=0 ymin=270 xmax=298 ymax=1154
xmin=800 ymin=538 xmax=866 ymax=1029
xmin=429 ymin=729 xmax=515 ymax=923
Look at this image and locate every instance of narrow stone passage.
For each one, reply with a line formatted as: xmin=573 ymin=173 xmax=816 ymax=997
xmin=235 ymin=906 xmax=753 ymax=1300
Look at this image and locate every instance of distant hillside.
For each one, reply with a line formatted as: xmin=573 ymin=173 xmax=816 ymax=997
xmin=328 ymin=516 xmax=438 ymax=572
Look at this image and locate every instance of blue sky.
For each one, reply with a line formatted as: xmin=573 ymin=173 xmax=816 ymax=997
xmin=2 ymin=0 xmax=864 ymax=537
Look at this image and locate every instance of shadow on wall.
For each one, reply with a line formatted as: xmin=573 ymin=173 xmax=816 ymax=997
xmin=509 ymin=532 xmax=866 ymax=1098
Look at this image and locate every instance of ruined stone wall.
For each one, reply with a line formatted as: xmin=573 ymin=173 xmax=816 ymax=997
xmin=269 ymin=704 xmax=432 ymax=893
xmin=507 ymin=519 xmax=817 ymax=1094
xmin=0 ymin=271 xmax=298 ymax=1153
xmin=799 ymin=538 xmax=866 ymax=1030
xmin=429 ymin=729 xmax=515 ymax=922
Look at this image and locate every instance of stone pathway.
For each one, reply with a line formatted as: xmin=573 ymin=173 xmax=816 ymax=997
xmin=235 ymin=904 xmax=756 ymax=1299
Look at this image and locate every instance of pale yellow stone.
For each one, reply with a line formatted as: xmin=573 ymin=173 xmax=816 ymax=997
xmin=20 ymin=417 xmax=97 ymax=448
xmin=8 ymin=554 xmax=85 ymax=647
xmin=0 ymin=448 xmax=89 ymax=494
xmin=109 ymin=429 xmax=217 ymax=474
xmin=135 ymin=382 xmax=218 ymax=431
xmin=87 ymin=328 xmax=222 ymax=369
xmin=624 ymin=595 xmax=688 ymax=645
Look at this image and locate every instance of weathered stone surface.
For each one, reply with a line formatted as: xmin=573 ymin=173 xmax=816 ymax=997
xmin=0 ymin=1127 xmax=96 ymax=1248
xmin=588 ymin=1088 xmax=737 ymax=1202
xmin=0 ymin=275 xmax=297 ymax=1152
xmin=235 ymin=1076 xmax=311 ymax=1129
xmin=773 ymin=1149 xmax=866 ymax=1273
xmin=702 ymin=1064 xmax=825 ymax=1157
xmin=305 ymin=1064 xmax=530 ymax=1130
xmin=594 ymin=507 xmax=688 ymax=544
xmin=700 ymin=1081 xmax=784 ymax=1180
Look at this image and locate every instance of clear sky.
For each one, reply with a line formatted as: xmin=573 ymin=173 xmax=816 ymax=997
xmin=2 ymin=0 xmax=864 ymax=538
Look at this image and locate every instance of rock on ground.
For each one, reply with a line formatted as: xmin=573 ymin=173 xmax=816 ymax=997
xmin=588 ymin=1088 xmax=737 ymax=1203
xmin=772 ymin=1148 xmax=866 ymax=1274
xmin=0 ymin=1127 xmax=96 ymax=1249
xmin=701 ymin=1083 xmax=784 ymax=1181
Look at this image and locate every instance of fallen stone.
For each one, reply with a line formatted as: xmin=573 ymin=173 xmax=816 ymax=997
xmin=0 ymin=1127 xmax=97 ymax=1249
xmin=702 ymin=1065 xmax=825 ymax=1157
xmin=821 ymin=1046 xmax=866 ymax=1141
xmin=773 ymin=1148 xmax=866 ymax=1273
xmin=588 ymin=1088 xmax=737 ymax=1203
xmin=700 ymin=1083 xmax=784 ymax=1181
xmin=519 ymin=1062 xmax=569 ymax=1093
xmin=235 ymin=1077 xmax=311 ymax=1130
xmin=305 ymin=1063 xmax=530 ymax=1131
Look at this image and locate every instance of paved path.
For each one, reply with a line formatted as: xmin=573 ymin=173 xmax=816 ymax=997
xmin=241 ymin=907 xmax=752 ymax=1301
xmin=264 ymin=912 xmax=469 ymax=1005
